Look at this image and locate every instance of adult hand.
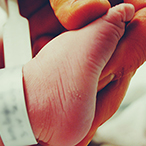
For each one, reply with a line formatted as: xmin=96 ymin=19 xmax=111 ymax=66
xmin=0 ymin=0 xmax=110 ymax=145
xmin=100 ymin=0 xmax=146 ymax=87
xmin=0 ymin=1 xmax=135 ymax=145
xmin=87 ymin=0 xmax=146 ymax=145
xmin=22 ymin=3 xmax=134 ymax=146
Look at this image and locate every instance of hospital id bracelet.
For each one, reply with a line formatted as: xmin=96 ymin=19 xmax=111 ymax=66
xmin=0 ymin=66 xmax=37 ymax=146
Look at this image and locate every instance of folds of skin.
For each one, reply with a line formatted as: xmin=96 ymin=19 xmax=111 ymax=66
xmin=49 ymin=0 xmax=146 ymax=145
xmin=124 ymin=0 xmax=146 ymax=11
xmin=0 ymin=0 xmax=144 ymax=146
xmin=100 ymin=7 xmax=146 ymax=83
xmin=79 ymin=1 xmax=146 ymax=146
xmin=77 ymin=73 xmax=134 ymax=146
xmin=50 ymin=0 xmax=111 ymax=30
xmin=22 ymin=3 xmax=134 ymax=146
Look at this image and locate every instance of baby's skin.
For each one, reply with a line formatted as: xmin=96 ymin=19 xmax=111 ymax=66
xmin=21 ymin=3 xmax=135 ymax=146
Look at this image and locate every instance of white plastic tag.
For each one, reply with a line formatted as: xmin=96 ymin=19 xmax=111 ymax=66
xmin=0 ymin=66 xmax=37 ymax=146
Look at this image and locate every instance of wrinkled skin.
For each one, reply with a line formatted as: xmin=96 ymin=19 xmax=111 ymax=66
xmin=0 ymin=0 xmax=145 ymax=146
xmin=49 ymin=0 xmax=111 ymax=30
xmin=79 ymin=0 xmax=146 ymax=145
xmin=50 ymin=0 xmax=146 ymax=144
xmin=80 ymin=0 xmax=146 ymax=145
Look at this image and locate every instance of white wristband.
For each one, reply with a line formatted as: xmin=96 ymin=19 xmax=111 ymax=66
xmin=0 ymin=66 xmax=37 ymax=146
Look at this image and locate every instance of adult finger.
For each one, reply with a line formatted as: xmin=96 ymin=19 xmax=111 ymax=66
xmin=99 ymin=6 xmax=146 ymax=86
xmin=50 ymin=0 xmax=111 ymax=30
xmin=124 ymin=0 xmax=146 ymax=11
xmin=77 ymin=72 xmax=135 ymax=145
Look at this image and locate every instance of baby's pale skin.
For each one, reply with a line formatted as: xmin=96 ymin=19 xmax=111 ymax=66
xmin=1 ymin=0 xmax=145 ymax=145
xmin=23 ymin=3 xmax=134 ymax=146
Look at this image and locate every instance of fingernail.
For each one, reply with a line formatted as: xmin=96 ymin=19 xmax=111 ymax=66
xmin=97 ymin=74 xmax=115 ymax=91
